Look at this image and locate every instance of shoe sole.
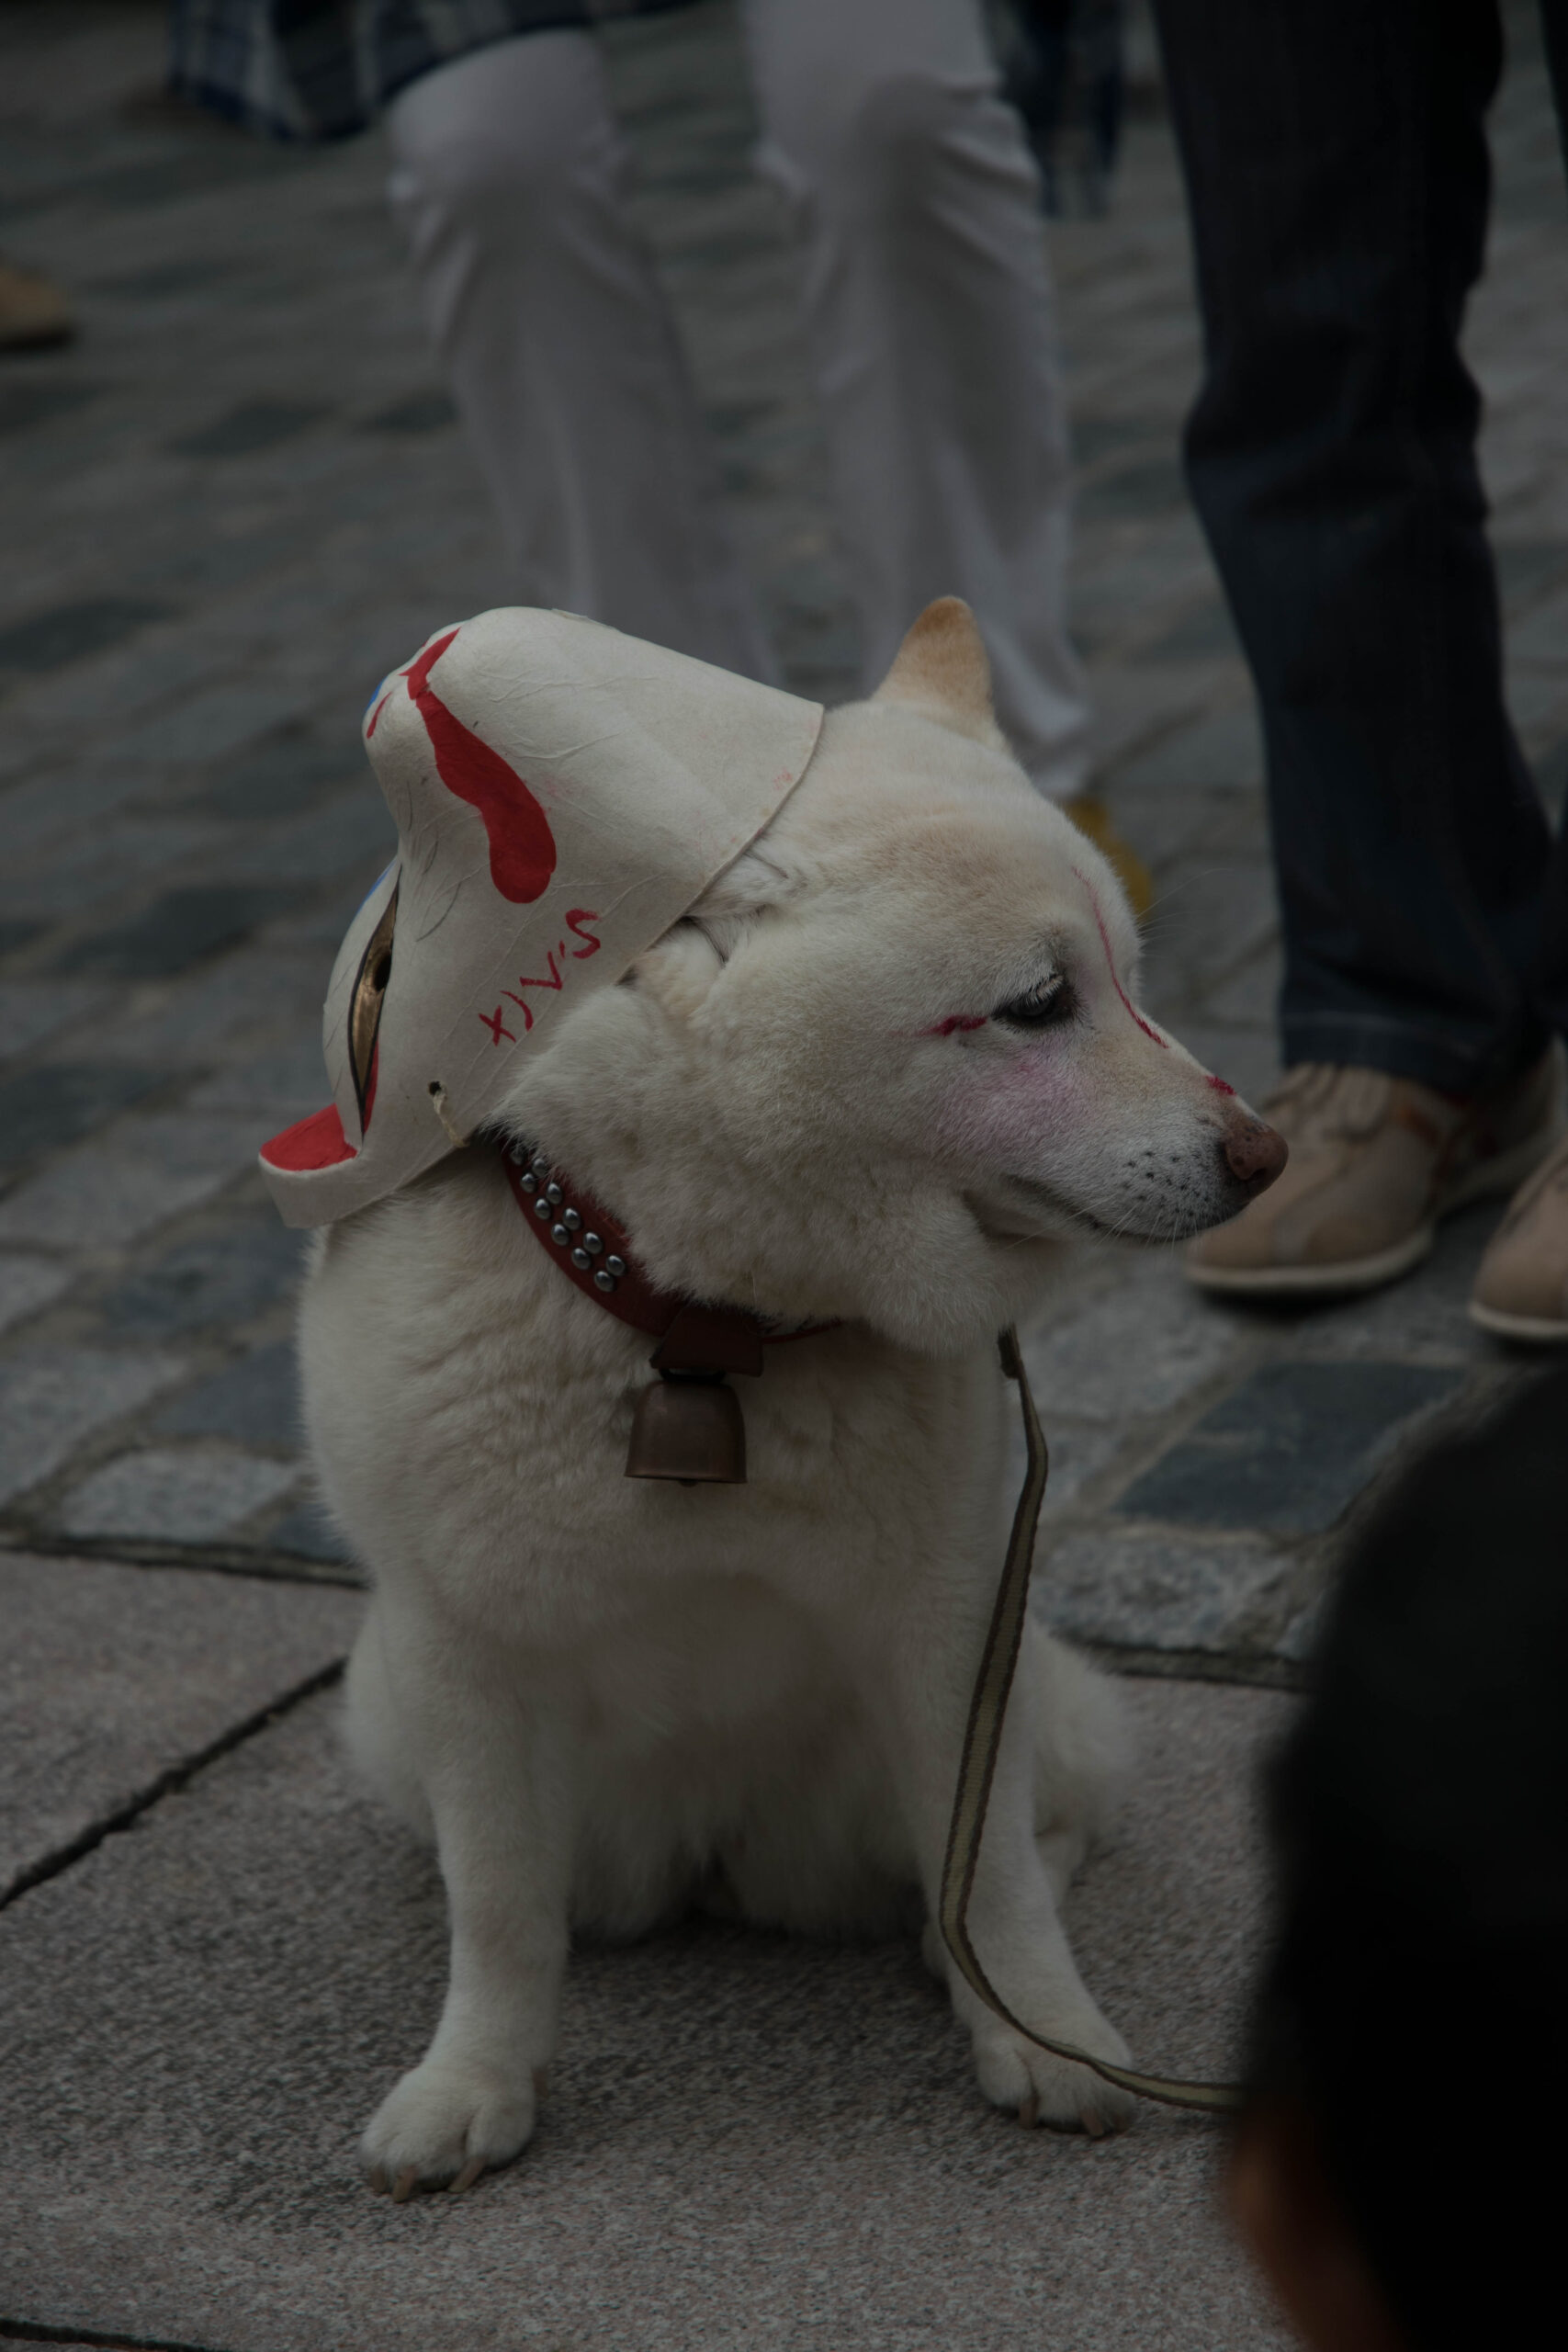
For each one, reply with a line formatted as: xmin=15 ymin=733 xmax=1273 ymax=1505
xmin=1186 ymin=1119 xmax=1562 ymax=1302
xmin=1187 ymin=1223 xmax=1436 ymax=1299
xmin=1467 ymin=1300 xmax=1568 ymax=1344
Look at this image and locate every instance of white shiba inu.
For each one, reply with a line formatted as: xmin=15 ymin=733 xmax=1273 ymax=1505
xmin=295 ymin=599 xmax=1283 ymax=2194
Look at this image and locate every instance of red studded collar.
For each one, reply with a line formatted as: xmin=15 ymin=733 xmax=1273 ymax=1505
xmin=501 ymin=1144 xmax=829 ymax=1378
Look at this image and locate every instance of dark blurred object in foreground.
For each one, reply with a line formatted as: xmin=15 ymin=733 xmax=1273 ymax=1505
xmin=1001 ymin=0 xmax=1124 ymax=215
xmin=1233 ymin=1367 xmax=1568 ymax=2351
xmin=0 ymin=256 xmax=74 ymax=352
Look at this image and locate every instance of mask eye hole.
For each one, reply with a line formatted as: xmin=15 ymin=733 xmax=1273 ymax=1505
xmin=349 ymin=885 xmax=399 ymax=1126
xmin=994 ymin=971 xmax=1074 ymax=1030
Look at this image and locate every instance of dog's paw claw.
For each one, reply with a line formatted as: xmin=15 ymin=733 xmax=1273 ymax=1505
xmin=975 ymin=2015 xmax=1136 ymax=2140
xmin=360 ymin=2054 xmax=538 ymax=2197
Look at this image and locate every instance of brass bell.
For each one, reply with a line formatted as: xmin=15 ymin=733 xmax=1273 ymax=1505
xmin=626 ymin=1373 xmax=747 ymax=1485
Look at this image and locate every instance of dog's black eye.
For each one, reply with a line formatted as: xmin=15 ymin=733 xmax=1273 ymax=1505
xmin=995 ymin=973 xmax=1074 ymax=1029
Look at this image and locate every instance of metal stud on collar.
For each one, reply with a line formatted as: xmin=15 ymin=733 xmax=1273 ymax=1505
xmin=513 ymin=1144 xmax=622 ymax=1292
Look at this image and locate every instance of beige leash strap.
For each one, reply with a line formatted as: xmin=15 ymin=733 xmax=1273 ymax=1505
xmin=935 ymin=1328 xmax=1243 ymax=2117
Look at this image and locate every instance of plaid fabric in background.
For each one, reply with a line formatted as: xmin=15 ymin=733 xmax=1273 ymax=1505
xmin=168 ymin=0 xmax=697 ymax=141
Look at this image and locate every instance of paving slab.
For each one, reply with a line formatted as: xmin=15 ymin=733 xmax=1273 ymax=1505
xmin=0 ymin=1674 xmax=1293 ymax=2352
xmin=0 ymin=1548 xmax=360 ymax=1896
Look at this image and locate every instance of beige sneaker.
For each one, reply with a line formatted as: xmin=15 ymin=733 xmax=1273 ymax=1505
xmin=1470 ymin=1129 xmax=1568 ymax=1342
xmin=0 ymin=258 xmax=73 ymax=353
xmin=1185 ymin=1054 xmax=1562 ymax=1298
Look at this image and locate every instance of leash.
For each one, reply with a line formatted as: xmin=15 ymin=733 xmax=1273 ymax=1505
xmin=502 ymin=1147 xmax=1242 ymax=2112
xmin=937 ymin=1329 xmax=1242 ymax=2115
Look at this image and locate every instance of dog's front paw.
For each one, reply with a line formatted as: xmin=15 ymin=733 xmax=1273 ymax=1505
xmin=361 ymin=2054 xmax=541 ymax=2198
xmin=972 ymin=2009 xmax=1137 ymax=2139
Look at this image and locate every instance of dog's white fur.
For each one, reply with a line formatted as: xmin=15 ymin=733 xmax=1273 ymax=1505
xmin=301 ymin=601 xmax=1279 ymax=2188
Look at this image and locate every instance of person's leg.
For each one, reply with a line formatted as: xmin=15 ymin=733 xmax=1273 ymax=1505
xmin=1152 ymin=0 xmax=1552 ymax=1093
xmin=386 ymin=32 xmax=774 ymax=679
xmin=743 ymin=0 xmax=1091 ymax=798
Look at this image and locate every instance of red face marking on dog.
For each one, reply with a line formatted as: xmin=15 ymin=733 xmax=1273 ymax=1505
xmin=404 ymin=631 xmax=558 ymax=906
xmin=1206 ymin=1073 xmax=1236 ymax=1096
xmin=922 ymin=1013 xmax=988 ymax=1037
xmin=1071 ymin=866 xmax=1166 ymax=1048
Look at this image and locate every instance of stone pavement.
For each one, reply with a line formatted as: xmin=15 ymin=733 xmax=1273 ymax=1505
xmin=1 ymin=2 xmax=1564 ymax=2345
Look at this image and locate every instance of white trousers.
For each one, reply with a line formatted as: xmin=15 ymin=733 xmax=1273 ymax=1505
xmin=386 ymin=0 xmax=1089 ymax=796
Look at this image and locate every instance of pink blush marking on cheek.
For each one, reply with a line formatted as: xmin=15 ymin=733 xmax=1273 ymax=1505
xmin=921 ymin=1013 xmax=988 ymax=1037
xmin=1206 ymin=1073 xmax=1236 ymax=1096
xmin=930 ymin=1051 xmax=1084 ymax=1161
xmin=1071 ymin=865 xmax=1167 ymax=1048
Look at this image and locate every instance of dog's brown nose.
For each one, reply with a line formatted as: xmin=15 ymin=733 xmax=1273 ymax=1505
xmin=1223 ymin=1118 xmax=1288 ymax=1193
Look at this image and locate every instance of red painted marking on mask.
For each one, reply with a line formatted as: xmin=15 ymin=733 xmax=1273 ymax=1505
xmin=922 ymin=1013 xmax=988 ymax=1037
xmin=261 ymin=1104 xmax=357 ymax=1171
xmin=566 ymin=908 xmax=602 ymax=958
xmin=502 ymin=953 xmax=567 ymax=1036
xmin=479 ymin=1006 xmax=517 ymax=1046
xmin=1071 ymin=866 xmax=1167 ymax=1048
xmin=405 ymin=631 xmax=557 ymax=905
xmin=365 ymin=685 xmax=393 ymax=740
xmin=1206 ymin=1073 xmax=1236 ymax=1096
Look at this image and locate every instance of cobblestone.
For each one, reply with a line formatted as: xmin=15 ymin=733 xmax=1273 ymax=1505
xmin=57 ymin=1442 xmax=299 ymax=1544
xmin=152 ymin=1340 xmax=298 ymax=1447
xmin=0 ymin=1343 xmax=186 ymax=1508
xmin=0 ymin=1251 xmax=71 ymax=1339
xmin=0 ymin=1059 xmax=165 ymax=1168
xmin=97 ymin=1216 xmax=305 ymax=1338
xmin=1114 ymin=1360 xmax=1468 ymax=1537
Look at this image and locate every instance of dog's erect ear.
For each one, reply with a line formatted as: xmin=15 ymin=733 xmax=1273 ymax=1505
xmin=871 ymin=598 xmax=999 ymax=745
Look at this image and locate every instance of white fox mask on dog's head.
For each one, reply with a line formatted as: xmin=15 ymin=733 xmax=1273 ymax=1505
xmin=258 ymin=610 xmax=823 ymax=1227
xmin=264 ymin=599 xmax=1280 ymax=1346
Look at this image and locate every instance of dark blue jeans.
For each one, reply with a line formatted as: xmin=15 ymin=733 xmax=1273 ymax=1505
xmin=1150 ymin=0 xmax=1568 ymax=1094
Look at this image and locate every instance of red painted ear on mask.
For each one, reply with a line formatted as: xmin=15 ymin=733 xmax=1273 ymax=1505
xmin=261 ymin=1103 xmax=357 ymax=1171
xmin=401 ymin=631 xmax=558 ymax=906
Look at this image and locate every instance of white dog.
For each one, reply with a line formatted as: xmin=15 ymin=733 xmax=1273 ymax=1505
xmin=299 ymin=600 xmax=1283 ymax=2194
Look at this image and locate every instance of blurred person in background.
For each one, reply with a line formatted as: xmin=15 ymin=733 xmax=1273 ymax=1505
xmin=1001 ymin=0 xmax=1126 ymax=218
xmin=1230 ymin=1365 xmax=1567 ymax=2349
xmin=1153 ymin=0 xmax=1568 ymax=1340
xmin=170 ymin=0 xmax=1151 ymax=896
